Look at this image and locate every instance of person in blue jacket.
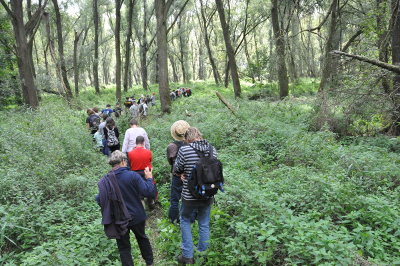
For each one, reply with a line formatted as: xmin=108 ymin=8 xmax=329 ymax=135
xmin=97 ymin=150 xmax=156 ymax=266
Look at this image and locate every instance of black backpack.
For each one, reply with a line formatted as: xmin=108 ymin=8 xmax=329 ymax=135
xmin=188 ymin=145 xmax=224 ymax=199
xmin=89 ymin=115 xmax=101 ymax=131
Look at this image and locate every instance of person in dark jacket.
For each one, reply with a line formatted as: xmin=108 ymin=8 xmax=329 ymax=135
xmin=97 ymin=150 xmax=156 ymax=266
xmin=173 ymin=127 xmax=218 ymax=264
xmin=104 ymin=117 xmax=120 ymax=153
xmin=166 ymin=120 xmax=190 ymax=223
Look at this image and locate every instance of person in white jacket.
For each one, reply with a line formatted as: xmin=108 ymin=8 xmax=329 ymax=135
xmin=121 ymin=119 xmax=150 ymax=153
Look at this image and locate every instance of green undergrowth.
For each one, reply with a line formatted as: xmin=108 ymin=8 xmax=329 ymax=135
xmin=1 ymin=81 xmax=399 ymax=265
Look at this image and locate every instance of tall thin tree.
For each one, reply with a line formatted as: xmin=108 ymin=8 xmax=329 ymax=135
xmin=115 ymin=0 xmax=122 ymax=103
xmin=93 ymin=0 xmax=100 ymax=94
xmin=124 ymin=0 xmax=135 ymax=92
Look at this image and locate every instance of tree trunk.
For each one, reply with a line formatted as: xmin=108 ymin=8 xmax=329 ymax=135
xmin=199 ymin=0 xmax=221 ymax=85
xmin=155 ymin=0 xmax=171 ymax=113
xmin=198 ymin=32 xmax=206 ymax=80
xmin=93 ymin=0 xmax=100 ymax=94
xmin=391 ymin=0 xmax=400 ymax=135
xmin=73 ymin=31 xmax=82 ymax=96
xmin=244 ymin=34 xmax=255 ymax=83
xmin=140 ymin=0 xmax=149 ymax=90
xmin=3 ymin=0 xmax=42 ymax=107
xmin=123 ymin=0 xmax=134 ymax=92
xmin=377 ymin=0 xmax=391 ymax=93
xmin=271 ymin=0 xmax=289 ymax=99
xmin=319 ymin=0 xmax=340 ymax=91
xmin=169 ymin=54 xmax=179 ymax=82
xmin=216 ymin=0 xmax=241 ymax=98
xmin=178 ymin=17 xmax=189 ymax=83
xmin=52 ymin=0 xmax=73 ymax=100
xmin=115 ymin=0 xmax=122 ymax=103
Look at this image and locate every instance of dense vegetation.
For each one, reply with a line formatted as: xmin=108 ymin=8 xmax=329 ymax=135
xmin=1 ymin=81 xmax=399 ymax=265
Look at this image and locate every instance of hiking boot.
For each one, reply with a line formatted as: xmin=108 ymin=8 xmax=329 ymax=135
xmin=176 ymin=254 xmax=195 ymax=264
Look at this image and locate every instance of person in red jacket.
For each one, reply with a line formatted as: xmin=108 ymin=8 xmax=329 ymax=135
xmin=128 ymin=136 xmax=156 ymax=209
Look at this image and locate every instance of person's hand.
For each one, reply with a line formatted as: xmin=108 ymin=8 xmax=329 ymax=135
xmin=180 ymin=174 xmax=186 ymax=181
xmin=144 ymin=167 xmax=153 ymax=179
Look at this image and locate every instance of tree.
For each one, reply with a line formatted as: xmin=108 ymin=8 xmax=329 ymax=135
xmin=0 ymin=0 xmax=48 ymax=108
xmin=391 ymin=0 xmax=400 ymax=134
xmin=216 ymin=0 xmax=241 ymax=98
xmin=155 ymin=0 xmax=172 ymax=113
xmin=123 ymin=0 xmax=135 ymax=92
xmin=271 ymin=0 xmax=288 ymax=99
xmin=51 ymin=0 xmax=73 ymax=100
xmin=115 ymin=0 xmax=122 ymax=103
xmin=93 ymin=0 xmax=100 ymax=94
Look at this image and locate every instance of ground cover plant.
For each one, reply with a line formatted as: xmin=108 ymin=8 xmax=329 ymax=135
xmin=0 ymin=81 xmax=399 ymax=265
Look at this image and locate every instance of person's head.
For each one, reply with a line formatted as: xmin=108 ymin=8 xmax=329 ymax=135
xmin=108 ymin=150 xmax=127 ymax=167
xmin=171 ymin=120 xmax=190 ymax=141
xmin=106 ymin=104 xmax=111 ymax=108
xmin=126 ymin=97 xmax=129 ymax=100
xmin=106 ymin=117 xmax=115 ymax=128
xmin=87 ymin=108 xmax=95 ymax=115
xmin=115 ymin=103 xmax=120 ymax=107
xmin=136 ymin=135 xmax=145 ymax=146
xmin=100 ymin=113 xmax=107 ymax=120
xmin=152 ymin=92 xmax=155 ymax=95
xmin=184 ymin=127 xmax=203 ymax=143
xmin=130 ymin=119 xmax=138 ymax=127
xmin=92 ymin=107 xmax=99 ymax=113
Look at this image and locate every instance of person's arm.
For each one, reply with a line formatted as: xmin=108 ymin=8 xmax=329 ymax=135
xmin=173 ymin=148 xmax=185 ymax=175
xmin=115 ymin=127 xmax=119 ymax=138
xmin=104 ymin=127 xmax=108 ymax=140
xmin=86 ymin=117 xmax=90 ymax=129
xmin=144 ymin=131 xmax=150 ymax=150
xmin=134 ymin=167 xmax=156 ymax=198
xmin=121 ymin=130 xmax=129 ymax=153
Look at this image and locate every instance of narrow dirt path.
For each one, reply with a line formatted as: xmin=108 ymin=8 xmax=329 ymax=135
xmin=146 ymin=206 xmax=168 ymax=265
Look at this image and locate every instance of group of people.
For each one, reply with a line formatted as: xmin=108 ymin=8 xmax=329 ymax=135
xmin=124 ymin=93 xmax=156 ymax=118
xmin=95 ymin=119 xmax=219 ymax=265
xmin=170 ymin=87 xmax=192 ymax=101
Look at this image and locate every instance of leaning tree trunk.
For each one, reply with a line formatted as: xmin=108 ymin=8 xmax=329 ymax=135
xmin=52 ymin=0 xmax=73 ymax=100
xmin=216 ymin=0 xmax=241 ymax=98
xmin=115 ymin=0 xmax=122 ymax=103
xmin=155 ymin=0 xmax=171 ymax=113
xmin=271 ymin=0 xmax=289 ymax=99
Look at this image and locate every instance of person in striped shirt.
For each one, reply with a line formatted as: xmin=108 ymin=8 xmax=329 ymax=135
xmin=173 ymin=127 xmax=217 ymax=264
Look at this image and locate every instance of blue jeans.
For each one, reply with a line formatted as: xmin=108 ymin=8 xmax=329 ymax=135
xmin=168 ymin=175 xmax=183 ymax=222
xmin=180 ymin=201 xmax=212 ymax=258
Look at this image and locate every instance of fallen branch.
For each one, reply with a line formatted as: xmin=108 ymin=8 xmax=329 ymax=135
xmin=331 ymin=50 xmax=400 ymax=74
xmin=215 ymin=91 xmax=237 ymax=117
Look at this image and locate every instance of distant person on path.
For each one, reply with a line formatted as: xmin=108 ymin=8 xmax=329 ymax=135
xmin=151 ymin=93 xmax=156 ymax=106
xmin=86 ymin=109 xmax=101 ymax=135
xmin=166 ymin=120 xmax=190 ymax=223
xmin=102 ymin=104 xmax=114 ymax=117
xmin=124 ymin=97 xmax=133 ymax=109
xmin=173 ymin=127 xmax=218 ymax=264
xmin=104 ymin=117 xmax=120 ymax=153
xmin=113 ymin=103 xmax=122 ymax=118
xmin=130 ymin=102 xmax=139 ymax=119
xmin=96 ymin=150 xmax=156 ymax=266
xmin=122 ymin=119 xmax=150 ymax=153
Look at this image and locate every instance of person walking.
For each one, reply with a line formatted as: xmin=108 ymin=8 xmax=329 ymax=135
xmin=96 ymin=151 xmax=156 ymax=266
xmin=104 ymin=117 xmax=120 ymax=153
xmin=86 ymin=109 xmax=101 ymax=135
xmin=173 ymin=127 xmax=218 ymax=264
xmin=122 ymin=119 xmax=150 ymax=153
xmin=128 ymin=136 xmax=156 ymax=209
xmin=166 ymin=120 xmax=190 ymax=223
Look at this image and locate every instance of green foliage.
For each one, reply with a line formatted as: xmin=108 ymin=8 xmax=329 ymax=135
xmin=1 ymin=83 xmax=399 ymax=265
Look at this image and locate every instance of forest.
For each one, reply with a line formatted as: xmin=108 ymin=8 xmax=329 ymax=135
xmin=0 ymin=0 xmax=400 ymax=265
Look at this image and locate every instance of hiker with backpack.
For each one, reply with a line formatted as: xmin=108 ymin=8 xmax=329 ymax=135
xmin=102 ymin=104 xmax=114 ymax=117
xmin=173 ymin=127 xmax=224 ymax=264
xmin=104 ymin=117 xmax=120 ymax=153
xmin=86 ymin=109 xmax=101 ymax=135
xmin=96 ymin=150 xmax=156 ymax=266
xmin=166 ymin=120 xmax=190 ymax=223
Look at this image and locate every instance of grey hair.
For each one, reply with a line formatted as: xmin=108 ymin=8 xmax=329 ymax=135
xmin=184 ymin=127 xmax=203 ymax=143
xmin=108 ymin=150 xmax=127 ymax=166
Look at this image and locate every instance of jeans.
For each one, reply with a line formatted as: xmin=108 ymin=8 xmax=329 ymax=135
xmin=180 ymin=201 xmax=212 ymax=258
xmin=168 ymin=175 xmax=183 ymax=223
xmin=116 ymin=221 xmax=153 ymax=266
